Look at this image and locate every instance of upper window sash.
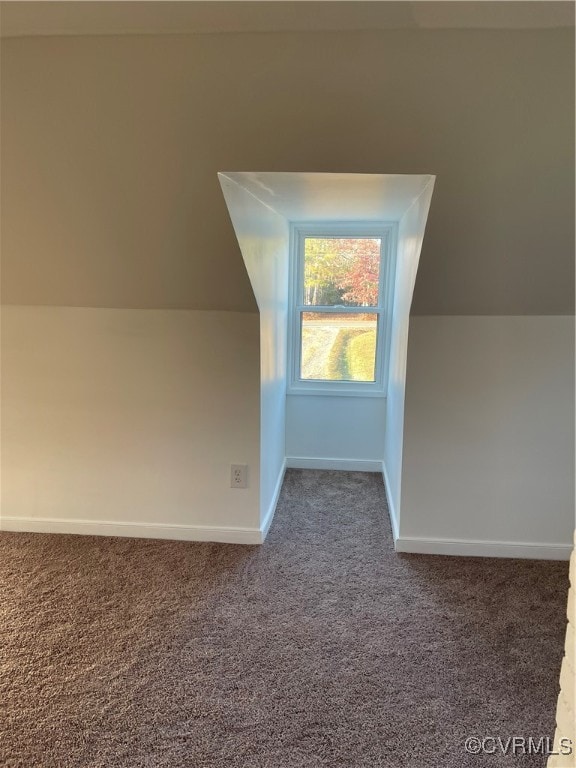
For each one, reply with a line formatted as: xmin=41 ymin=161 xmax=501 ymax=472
xmin=294 ymin=227 xmax=389 ymax=303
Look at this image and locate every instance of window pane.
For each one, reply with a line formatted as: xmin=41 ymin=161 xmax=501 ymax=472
xmin=303 ymin=237 xmax=381 ymax=307
xmin=300 ymin=312 xmax=377 ymax=382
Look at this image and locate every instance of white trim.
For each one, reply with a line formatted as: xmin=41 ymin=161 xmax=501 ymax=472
xmin=286 ymin=456 xmax=382 ymax=472
xmin=0 ymin=516 xmax=262 ymax=545
xmin=288 ymin=386 xmax=387 ymax=399
xmin=381 ymin=460 xmax=400 ymax=542
xmin=395 ymin=535 xmax=572 ymax=561
xmin=260 ymin=459 xmax=286 ymax=542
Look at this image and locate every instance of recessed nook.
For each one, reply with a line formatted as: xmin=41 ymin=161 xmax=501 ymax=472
xmin=219 ymin=171 xmax=435 ymax=543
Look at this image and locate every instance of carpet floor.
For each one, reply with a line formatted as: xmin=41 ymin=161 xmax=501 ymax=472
xmin=0 ymin=470 xmax=569 ymax=767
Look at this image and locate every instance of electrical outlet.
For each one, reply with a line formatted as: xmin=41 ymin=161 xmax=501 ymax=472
xmin=230 ymin=464 xmax=248 ymax=489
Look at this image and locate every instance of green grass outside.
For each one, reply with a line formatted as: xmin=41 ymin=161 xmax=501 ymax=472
xmin=347 ymin=330 xmax=376 ymax=381
xmin=325 ymin=328 xmax=376 ymax=381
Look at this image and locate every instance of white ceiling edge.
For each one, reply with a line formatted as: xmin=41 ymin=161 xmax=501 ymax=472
xmin=218 ymin=171 xmax=436 ymax=223
xmin=1 ymin=1 xmax=573 ymax=38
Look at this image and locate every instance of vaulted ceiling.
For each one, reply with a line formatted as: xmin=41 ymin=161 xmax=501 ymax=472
xmin=2 ymin=1 xmax=574 ymax=36
xmin=1 ymin=2 xmax=574 ymax=314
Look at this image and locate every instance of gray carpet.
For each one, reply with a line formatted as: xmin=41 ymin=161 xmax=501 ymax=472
xmin=0 ymin=470 xmax=569 ymax=767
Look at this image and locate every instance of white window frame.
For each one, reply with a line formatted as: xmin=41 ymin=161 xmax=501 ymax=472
xmin=288 ymin=221 xmax=397 ymax=397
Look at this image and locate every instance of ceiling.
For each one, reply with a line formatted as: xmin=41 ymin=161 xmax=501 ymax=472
xmin=1 ymin=1 xmax=573 ymax=38
xmin=220 ymin=172 xmax=435 ymax=221
xmin=2 ymin=8 xmax=573 ymax=315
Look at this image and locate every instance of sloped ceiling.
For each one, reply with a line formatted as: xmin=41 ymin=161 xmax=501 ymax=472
xmin=1 ymin=3 xmax=574 ymax=314
xmin=1 ymin=1 xmax=573 ymax=37
xmin=220 ymin=171 xmax=435 ymax=222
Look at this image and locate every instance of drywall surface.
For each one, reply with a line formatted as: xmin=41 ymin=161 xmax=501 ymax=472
xmin=2 ymin=29 xmax=573 ymax=313
xmin=400 ymin=315 xmax=575 ymax=555
xmin=219 ymin=175 xmax=289 ymax=527
xmin=222 ymin=172 xmax=434 ymax=224
xmin=1 ymin=306 xmax=261 ymax=541
xmin=383 ymin=187 xmax=434 ymax=535
xmin=286 ymin=395 xmax=386 ymax=467
xmin=2 ymin=2 xmax=573 ymax=37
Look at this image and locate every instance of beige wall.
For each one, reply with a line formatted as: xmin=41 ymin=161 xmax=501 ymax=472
xmin=0 ymin=306 xmax=262 ymax=541
xmin=1 ymin=28 xmax=573 ymax=314
xmin=399 ymin=315 xmax=574 ymax=558
xmin=1 ymin=24 xmax=573 ymax=552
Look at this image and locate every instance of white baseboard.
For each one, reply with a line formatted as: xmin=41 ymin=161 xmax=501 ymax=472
xmin=381 ymin=460 xmax=399 ymax=542
xmin=1 ymin=458 xmax=286 ymax=545
xmin=260 ymin=459 xmax=286 ymax=542
xmin=395 ymin=535 xmax=572 ymax=561
xmin=0 ymin=516 xmax=262 ymax=545
xmin=286 ymin=457 xmax=382 ymax=472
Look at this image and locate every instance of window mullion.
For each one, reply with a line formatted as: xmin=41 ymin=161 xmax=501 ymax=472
xmin=297 ymin=305 xmax=378 ymax=314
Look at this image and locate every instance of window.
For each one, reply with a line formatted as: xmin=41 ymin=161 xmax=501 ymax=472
xmin=288 ymin=222 xmax=396 ymax=396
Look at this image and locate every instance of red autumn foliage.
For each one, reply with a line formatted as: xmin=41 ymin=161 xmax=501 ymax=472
xmin=337 ymin=239 xmax=380 ymax=306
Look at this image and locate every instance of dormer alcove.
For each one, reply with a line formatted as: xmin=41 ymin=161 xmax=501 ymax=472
xmin=220 ymin=172 xmax=435 ymax=542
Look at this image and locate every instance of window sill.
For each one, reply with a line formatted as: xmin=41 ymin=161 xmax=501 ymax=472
xmin=287 ymin=385 xmax=387 ymax=398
